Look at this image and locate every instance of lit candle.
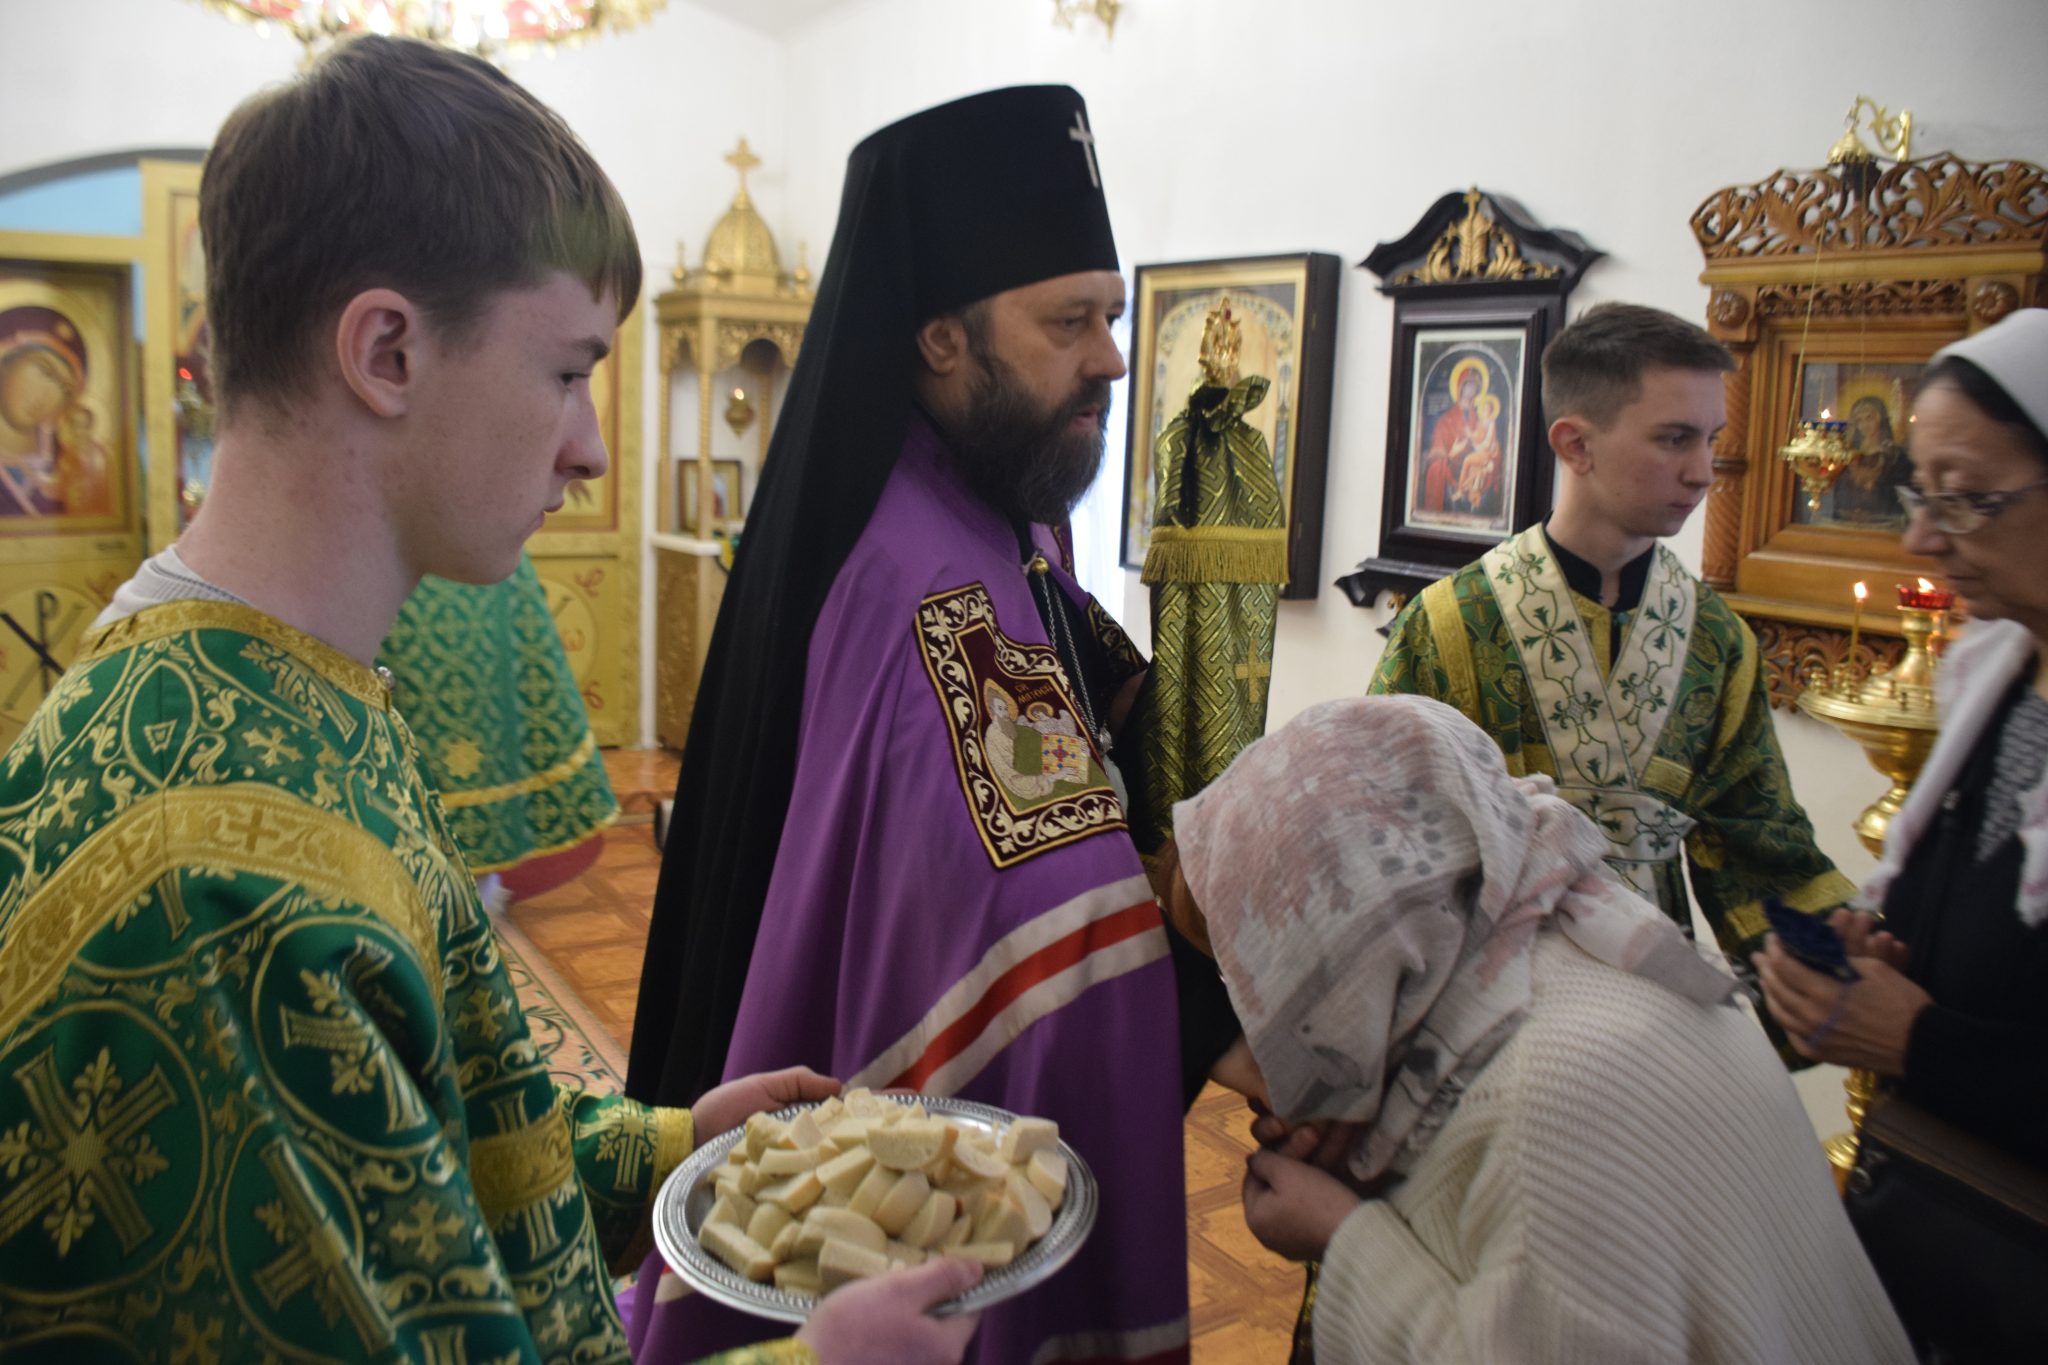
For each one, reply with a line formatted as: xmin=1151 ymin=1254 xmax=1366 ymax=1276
xmin=1848 ymin=580 xmax=1867 ymax=678
xmin=1898 ymin=577 xmax=1957 ymax=611
xmin=733 ymin=387 xmax=746 ymax=401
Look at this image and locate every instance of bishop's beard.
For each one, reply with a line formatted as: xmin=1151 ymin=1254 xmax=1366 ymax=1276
xmin=944 ymin=350 xmax=1112 ymax=527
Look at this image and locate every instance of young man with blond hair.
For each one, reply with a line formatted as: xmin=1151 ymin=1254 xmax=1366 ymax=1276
xmin=1372 ymin=303 xmax=1854 ymax=979
xmin=0 ymin=36 xmax=976 ymax=1363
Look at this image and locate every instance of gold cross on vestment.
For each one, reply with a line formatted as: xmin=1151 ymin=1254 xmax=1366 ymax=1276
xmin=1234 ymin=644 xmax=1272 ymax=705
xmin=251 ymin=1137 xmax=393 ymax=1351
xmin=2 ymin=1047 xmax=176 ymax=1255
xmin=582 ymin=1104 xmax=658 ymax=1188
xmin=278 ymin=965 xmax=432 ymax=1136
xmin=223 ymin=800 xmax=279 ymax=850
xmin=487 ymin=1095 xmax=567 ymax=1258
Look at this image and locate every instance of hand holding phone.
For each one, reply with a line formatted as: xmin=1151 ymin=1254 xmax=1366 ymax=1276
xmin=1764 ymin=898 xmax=1859 ymax=982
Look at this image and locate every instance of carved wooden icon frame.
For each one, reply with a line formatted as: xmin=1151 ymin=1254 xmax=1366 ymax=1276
xmin=1339 ymin=189 xmax=1600 ymax=608
xmin=1692 ymin=153 xmax=2048 ymax=705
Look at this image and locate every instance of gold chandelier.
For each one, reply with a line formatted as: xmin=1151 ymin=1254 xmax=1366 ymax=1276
xmin=1051 ymin=1 xmax=1119 ymax=38
xmin=197 ymin=1 xmax=667 ymax=59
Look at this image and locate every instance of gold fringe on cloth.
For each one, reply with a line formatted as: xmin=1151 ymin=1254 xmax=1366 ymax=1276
xmin=1142 ymin=524 xmax=1290 ymax=587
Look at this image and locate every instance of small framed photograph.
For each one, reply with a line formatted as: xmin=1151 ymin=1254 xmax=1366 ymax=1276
xmin=1121 ymin=252 xmax=1340 ymax=598
xmin=680 ymin=456 xmax=745 ymax=531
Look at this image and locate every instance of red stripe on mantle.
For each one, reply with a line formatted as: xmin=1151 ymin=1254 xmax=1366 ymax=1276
xmin=885 ymin=900 xmax=1161 ymax=1091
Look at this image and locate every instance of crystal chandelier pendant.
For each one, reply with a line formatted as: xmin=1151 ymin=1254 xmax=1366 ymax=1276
xmin=204 ymin=1 xmax=667 ymax=59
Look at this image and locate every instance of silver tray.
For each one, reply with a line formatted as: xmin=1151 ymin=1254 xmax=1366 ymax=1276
xmin=652 ymin=1093 xmax=1099 ymax=1323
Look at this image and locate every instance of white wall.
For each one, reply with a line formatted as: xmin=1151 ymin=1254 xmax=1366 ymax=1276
xmin=783 ymin=0 xmax=2048 ymax=898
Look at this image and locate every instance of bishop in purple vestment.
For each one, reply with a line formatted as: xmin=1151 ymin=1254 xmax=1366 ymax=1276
xmin=629 ymin=87 xmax=1235 ymax=1365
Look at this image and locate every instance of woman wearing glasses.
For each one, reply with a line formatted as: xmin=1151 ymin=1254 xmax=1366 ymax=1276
xmin=1758 ymin=307 xmax=2048 ymax=1361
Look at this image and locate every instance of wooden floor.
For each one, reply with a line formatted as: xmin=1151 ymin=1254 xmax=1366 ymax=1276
xmin=510 ymin=749 xmax=1300 ymax=1360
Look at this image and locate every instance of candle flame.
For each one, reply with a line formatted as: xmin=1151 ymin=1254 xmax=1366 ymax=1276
xmin=1918 ymin=577 xmax=1935 ymax=591
xmin=1820 ymin=408 xmax=1833 ymax=420
xmin=1854 ymin=581 xmax=1868 ymax=601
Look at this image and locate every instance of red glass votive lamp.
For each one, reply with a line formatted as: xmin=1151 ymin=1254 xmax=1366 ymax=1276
xmin=1897 ymin=578 xmax=1955 ymax=612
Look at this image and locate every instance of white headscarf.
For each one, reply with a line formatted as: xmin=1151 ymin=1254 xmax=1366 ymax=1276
xmin=1174 ymin=695 xmax=1734 ymax=1180
xmin=1932 ymin=307 xmax=2048 ymax=440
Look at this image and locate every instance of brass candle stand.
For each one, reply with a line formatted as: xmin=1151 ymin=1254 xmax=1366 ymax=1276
xmin=1796 ymin=605 xmax=1943 ymax=857
xmin=1794 ymin=600 xmax=1946 ymax=1181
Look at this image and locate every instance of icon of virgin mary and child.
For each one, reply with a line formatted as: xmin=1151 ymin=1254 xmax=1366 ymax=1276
xmin=0 ymin=305 xmax=114 ymax=519
xmin=1419 ymin=356 xmax=1503 ymax=520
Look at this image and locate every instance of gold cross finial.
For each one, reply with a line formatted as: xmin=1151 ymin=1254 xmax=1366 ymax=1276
xmin=725 ymin=137 xmax=762 ymax=203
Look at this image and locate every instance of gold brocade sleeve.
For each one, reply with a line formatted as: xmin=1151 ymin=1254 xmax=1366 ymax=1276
xmin=1660 ymin=602 xmax=1858 ymax=1067
xmin=1674 ymin=605 xmax=1857 ymax=964
xmin=561 ymin=1088 xmax=694 ymax=1271
xmin=1369 ymin=590 xmax=1457 ymax=706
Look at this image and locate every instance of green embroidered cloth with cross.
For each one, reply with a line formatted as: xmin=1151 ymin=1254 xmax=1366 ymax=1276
xmin=0 ymin=600 xmax=806 ymax=1363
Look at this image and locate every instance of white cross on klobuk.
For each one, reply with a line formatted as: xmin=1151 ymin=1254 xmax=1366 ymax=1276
xmin=1069 ymin=110 xmax=1100 ymax=189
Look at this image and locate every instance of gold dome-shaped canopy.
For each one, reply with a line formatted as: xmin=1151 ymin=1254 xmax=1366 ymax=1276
xmin=703 ymin=204 xmax=781 ymax=283
xmin=690 ymin=139 xmax=804 ymax=299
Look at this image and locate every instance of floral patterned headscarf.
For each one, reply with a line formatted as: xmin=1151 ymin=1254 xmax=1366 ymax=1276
xmin=1174 ymin=695 xmax=1734 ymax=1180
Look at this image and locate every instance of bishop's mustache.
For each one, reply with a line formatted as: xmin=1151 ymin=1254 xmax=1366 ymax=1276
xmin=1059 ymin=381 xmax=1115 ymax=427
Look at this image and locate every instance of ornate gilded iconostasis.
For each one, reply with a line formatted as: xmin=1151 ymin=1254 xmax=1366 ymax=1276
xmin=0 ymin=158 xmax=169 ymax=750
xmin=1692 ymin=122 xmax=2047 ymax=707
xmin=652 ymin=140 xmax=813 ymax=748
xmin=0 ymin=154 xmax=643 ymax=749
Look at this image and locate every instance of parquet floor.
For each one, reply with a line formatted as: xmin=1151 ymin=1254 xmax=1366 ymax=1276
xmin=513 ymin=749 xmax=1299 ymax=1361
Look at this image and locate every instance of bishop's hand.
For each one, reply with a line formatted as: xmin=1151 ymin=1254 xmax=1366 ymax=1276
xmin=692 ymin=1066 xmax=841 ymax=1143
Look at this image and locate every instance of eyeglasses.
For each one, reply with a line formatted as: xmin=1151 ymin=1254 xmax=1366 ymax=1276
xmin=1895 ymin=476 xmax=2048 ymax=535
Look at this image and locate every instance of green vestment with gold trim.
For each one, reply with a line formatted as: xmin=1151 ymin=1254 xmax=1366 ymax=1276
xmin=0 ymin=602 xmax=789 ymax=1364
xmin=1131 ymin=376 xmax=1287 ymax=852
xmin=381 ymin=554 xmax=618 ymax=875
xmin=1369 ymin=530 xmax=1855 ymax=962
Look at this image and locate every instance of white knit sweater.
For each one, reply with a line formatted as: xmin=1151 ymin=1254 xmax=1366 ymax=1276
xmin=1313 ymin=933 xmax=1913 ymax=1364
